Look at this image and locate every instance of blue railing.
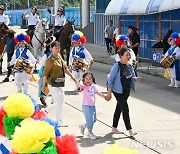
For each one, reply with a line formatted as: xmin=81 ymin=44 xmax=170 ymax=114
xmin=5 ymin=7 xmax=95 ymax=26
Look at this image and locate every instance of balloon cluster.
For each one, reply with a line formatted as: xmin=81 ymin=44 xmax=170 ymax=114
xmin=115 ymin=34 xmax=129 ymax=48
xmin=170 ymin=32 xmax=180 ymax=46
xmin=71 ymin=31 xmax=86 ymax=44
xmin=104 ymin=144 xmax=139 ymax=154
xmin=14 ymin=33 xmax=30 ymax=44
xmin=0 ymin=93 xmax=79 ymax=154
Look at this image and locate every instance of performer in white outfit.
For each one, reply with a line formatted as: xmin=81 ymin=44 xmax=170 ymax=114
xmin=69 ymin=31 xmax=93 ymax=90
xmin=165 ymin=32 xmax=180 ymax=88
xmin=9 ymin=34 xmax=36 ymax=93
xmin=0 ymin=5 xmax=10 ymax=25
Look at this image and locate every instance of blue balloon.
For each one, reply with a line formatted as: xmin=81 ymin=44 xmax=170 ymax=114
xmin=171 ymin=32 xmax=179 ymax=39
xmin=72 ymin=33 xmax=80 ymax=41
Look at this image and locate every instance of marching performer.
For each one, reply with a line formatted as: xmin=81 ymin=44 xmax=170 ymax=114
xmin=0 ymin=5 xmax=10 ymax=26
xmin=38 ymin=36 xmax=56 ymax=105
xmin=165 ymin=32 xmax=180 ymax=88
xmin=69 ymin=31 xmax=93 ymax=90
xmin=9 ymin=33 xmax=36 ymax=93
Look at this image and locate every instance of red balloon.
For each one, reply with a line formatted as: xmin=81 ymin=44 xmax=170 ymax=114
xmin=79 ymin=36 xmax=86 ymax=44
xmin=55 ymin=135 xmax=79 ymax=154
xmin=175 ymin=37 xmax=180 ymax=46
xmin=26 ymin=35 xmax=31 ymax=43
xmin=0 ymin=107 xmax=6 ymax=136
xmin=116 ymin=40 xmax=124 ymax=48
xmin=14 ymin=37 xmax=18 ymax=44
xmin=31 ymin=110 xmax=47 ymax=120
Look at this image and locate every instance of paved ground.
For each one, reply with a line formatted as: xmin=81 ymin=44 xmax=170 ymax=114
xmin=0 ymin=26 xmax=180 ymax=154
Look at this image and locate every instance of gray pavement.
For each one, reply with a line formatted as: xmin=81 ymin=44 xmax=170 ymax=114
xmin=0 ymin=26 xmax=180 ymax=154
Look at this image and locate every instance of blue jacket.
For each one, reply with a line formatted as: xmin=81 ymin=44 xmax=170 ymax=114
xmin=107 ymin=62 xmax=136 ymax=93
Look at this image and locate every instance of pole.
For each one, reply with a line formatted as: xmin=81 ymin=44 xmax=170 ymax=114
xmin=54 ymin=0 xmax=61 ymax=13
xmin=82 ymin=0 xmax=90 ymax=28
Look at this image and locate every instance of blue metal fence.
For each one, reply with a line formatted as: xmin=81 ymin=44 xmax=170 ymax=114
xmin=5 ymin=7 xmax=95 ymax=26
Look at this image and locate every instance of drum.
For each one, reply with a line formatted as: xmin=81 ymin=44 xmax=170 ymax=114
xmin=160 ymin=54 xmax=175 ymax=69
xmin=72 ymin=57 xmax=89 ymax=71
xmin=14 ymin=59 xmax=23 ymax=69
xmin=24 ymin=63 xmax=33 ymax=74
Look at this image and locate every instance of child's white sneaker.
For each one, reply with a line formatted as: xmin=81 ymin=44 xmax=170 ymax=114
xmin=79 ymin=124 xmax=85 ymax=135
xmin=174 ymin=80 xmax=179 ymax=88
xmin=87 ymin=133 xmax=97 ymax=140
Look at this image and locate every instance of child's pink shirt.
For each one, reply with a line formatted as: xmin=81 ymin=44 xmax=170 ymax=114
xmin=82 ymin=83 xmax=98 ymax=106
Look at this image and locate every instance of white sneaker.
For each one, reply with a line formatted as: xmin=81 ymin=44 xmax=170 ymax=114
xmin=87 ymin=133 xmax=97 ymax=140
xmin=174 ymin=81 xmax=179 ymax=88
xmin=79 ymin=124 xmax=85 ymax=135
xmin=168 ymin=83 xmax=174 ymax=87
xmin=58 ymin=120 xmax=68 ymax=127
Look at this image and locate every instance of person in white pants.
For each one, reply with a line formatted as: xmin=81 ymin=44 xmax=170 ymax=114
xmin=69 ymin=31 xmax=93 ymax=90
xmin=42 ymin=41 xmax=76 ymax=127
xmin=165 ymin=34 xmax=180 ymax=88
xmin=9 ymin=33 xmax=36 ymax=94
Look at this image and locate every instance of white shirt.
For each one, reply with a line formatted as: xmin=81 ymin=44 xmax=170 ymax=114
xmin=165 ymin=45 xmax=180 ymax=60
xmin=25 ymin=13 xmax=40 ymax=26
xmin=69 ymin=46 xmax=93 ymax=66
xmin=0 ymin=14 xmax=10 ymax=25
xmin=52 ymin=14 xmax=66 ymax=26
xmin=10 ymin=48 xmax=36 ymax=66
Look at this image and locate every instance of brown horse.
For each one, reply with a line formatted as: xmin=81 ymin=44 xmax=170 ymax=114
xmin=0 ymin=22 xmax=9 ymax=74
xmin=57 ymin=20 xmax=75 ymax=65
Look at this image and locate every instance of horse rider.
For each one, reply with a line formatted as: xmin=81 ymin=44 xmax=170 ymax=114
xmin=0 ymin=5 xmax=10 ymax=25
xmin=48 ymin=7 xmax=66 ymax=40
xmin=23 ymin=6 xmax=40 ymax=39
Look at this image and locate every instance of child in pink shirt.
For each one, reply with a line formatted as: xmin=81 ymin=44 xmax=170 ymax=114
xmin=79 ymin=72 xmax=106 ymax=139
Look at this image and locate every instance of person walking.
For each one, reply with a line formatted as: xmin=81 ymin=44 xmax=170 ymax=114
xmin=9 ymin=33 xmax=36 ymax=94
xmin=128 ymin=25 xmax=140 ymax=57
xmin=106 ymin=47 xmax=141 ymax=136
xmin=79 ymin=72 xmax=106 ymax=139
xmin=104 ymin=20 xmax=114 ymax=55
xmin=2 ymin=29 xmax=16 ymax=82
xmin=42 ymin=41 xmax=76 ymax=127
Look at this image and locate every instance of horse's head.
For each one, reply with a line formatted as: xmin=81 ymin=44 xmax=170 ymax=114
xmin=0 ymin=22 xmax=9 ymax=41
xmin=63 ymin=20 xmax=75 ymax=35
xmin=35 ymin=19 xmax=49 ymax=33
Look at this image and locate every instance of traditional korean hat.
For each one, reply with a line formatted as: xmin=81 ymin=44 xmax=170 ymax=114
xmin=14 ymin=33 xmax=30 ymax=45
xmin=115 ymin=34 xmax=129 ymax=48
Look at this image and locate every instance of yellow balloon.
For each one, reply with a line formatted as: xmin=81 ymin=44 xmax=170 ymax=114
xmin=116 ymin=35 xmax=121 ymax=41
xmin=4 ymin=93 xmax=34 ymax=118
xmin=15 ymin=29 xmax=27 ymax=36
xmin=75 ymin=30 xmax=84 ymax=37
xmin=10 ymin=118 xmax=55 ymax=153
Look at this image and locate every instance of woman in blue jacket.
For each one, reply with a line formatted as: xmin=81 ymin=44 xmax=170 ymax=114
xmin=106 ymin=47 xmax=141 ymax=136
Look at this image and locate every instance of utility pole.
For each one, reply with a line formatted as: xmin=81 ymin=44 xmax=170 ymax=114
xmin=54 ymin=0 xmax=61 ymax=13
xmin=82 ymin=0 xmax=90 ymax=28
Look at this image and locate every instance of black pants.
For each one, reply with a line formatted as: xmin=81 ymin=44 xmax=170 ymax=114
xmin=28 ymin=25 xmax=36 ymax=30
xmin=105 ymin=38 xmax=112 ymax=53
xmin=112 ymin=90 xmax=132 ymax=130
xmin=6 ymin=52 xmax=14 ymax=77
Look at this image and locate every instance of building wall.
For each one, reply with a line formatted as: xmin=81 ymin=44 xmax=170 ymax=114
xmin=94 ymin=9 xmax=180 ymax=60
xmin=96 ymin=0 xmax=111 ymax=13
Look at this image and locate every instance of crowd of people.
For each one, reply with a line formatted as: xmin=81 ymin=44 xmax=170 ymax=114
xmin=0 ymin=5 xmax=180 ymax=142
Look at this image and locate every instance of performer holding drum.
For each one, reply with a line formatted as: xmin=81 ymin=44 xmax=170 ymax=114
xmin=160 ymin=32 xmax=180 ymax=88
xmin=9 ymin=33 xmax=36 ymax=93
xmin=69 ymin=31 xmax=93 ymax=90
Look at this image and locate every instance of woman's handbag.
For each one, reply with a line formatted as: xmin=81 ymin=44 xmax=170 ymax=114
xmin=50 ymin=60 xmax=65 ymax=87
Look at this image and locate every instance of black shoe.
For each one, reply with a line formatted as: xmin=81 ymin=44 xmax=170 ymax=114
xmin=2 ymin=77 xmax=9 ymax=82
xmin=40 ymin=96 xmax=47 ymax=106
xmin=0 ymin=70 xmax=2 ymax=74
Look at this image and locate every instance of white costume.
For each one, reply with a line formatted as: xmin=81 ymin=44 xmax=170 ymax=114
xmin=69 ymin=46 xmax=93 ymax=89
xmin=165 ymin=45 xmax=180 ymax=88
xmin=52 ymin=14 xmax=66 ymax=26
xmin=10 ymin=48 xmax=36 ymax=93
